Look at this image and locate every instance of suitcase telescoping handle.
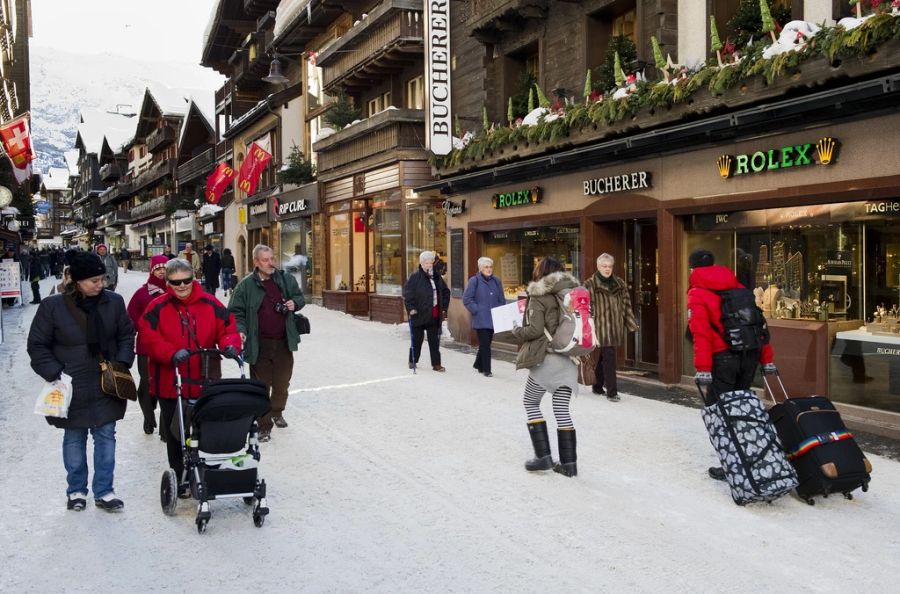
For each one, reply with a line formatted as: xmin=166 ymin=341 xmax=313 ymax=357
xmin=762 ymin=369 xmax=789 ymax=405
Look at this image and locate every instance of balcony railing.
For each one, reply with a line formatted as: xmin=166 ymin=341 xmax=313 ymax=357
xmin=99 ymin=162 xmax=121 ymax=182
xmin=319 ymin=0 xmax=423 ymax=93
xmin=177 ymin=148 xmax=216 ymax=183
xmin=130 ymin=193 xmax=180 ymax=221
xmin=132 ymin=158 xmax=177 ymax=193
xmin=97 ymin=209 xmax=133 ymax=228
xmin=99 ymin=180 xmax=134 ymax=206
xmin=147 ymin=125 xmax=176 ymax=153
xmin=312 ymin=108 xmax=426 ymax=174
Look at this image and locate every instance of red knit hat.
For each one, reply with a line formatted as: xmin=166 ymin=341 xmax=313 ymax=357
xmin=150 ymin=255 xmax=168 ymax=272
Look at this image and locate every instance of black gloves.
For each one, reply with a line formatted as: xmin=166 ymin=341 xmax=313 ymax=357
xmin=222 ymin=346 xmax=240 ymax=360
xmin=172 ymin=349 xmax=190 ymax=364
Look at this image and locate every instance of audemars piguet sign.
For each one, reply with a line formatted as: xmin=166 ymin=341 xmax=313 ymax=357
xmin=425 ymin=0 xmax=452 ymax=155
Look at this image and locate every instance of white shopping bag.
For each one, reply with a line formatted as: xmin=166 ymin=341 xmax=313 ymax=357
xmin=19 ymin=280 xmax=32 ymax=305
xmin=34 ymin=373 xmax=73 ymax=418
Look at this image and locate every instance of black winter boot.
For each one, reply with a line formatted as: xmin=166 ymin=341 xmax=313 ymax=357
xmin=525 ymin=420 xmax=554 ymax=471
xmin=553 ymin=429 xmax=577 ymax=477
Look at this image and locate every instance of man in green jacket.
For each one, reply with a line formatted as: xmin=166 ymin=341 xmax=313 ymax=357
xmin=228 ymin=244 xmax=305 ymax=442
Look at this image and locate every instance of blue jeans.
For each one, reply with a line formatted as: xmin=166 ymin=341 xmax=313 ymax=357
xmin=62 ymin=422 xmax=117 ymax=498
xmin=222 ymin=268 xmax=234 ymax=291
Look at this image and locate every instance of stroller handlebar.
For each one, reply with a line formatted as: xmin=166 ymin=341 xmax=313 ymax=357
xmin=173 ymin=348 xmax=246 ymax=387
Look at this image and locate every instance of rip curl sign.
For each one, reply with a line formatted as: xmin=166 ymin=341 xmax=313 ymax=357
xmin=273 ymin=197 xmax=309 ymax=219
xmin=717 ymin=137 xmax=838 ymax=179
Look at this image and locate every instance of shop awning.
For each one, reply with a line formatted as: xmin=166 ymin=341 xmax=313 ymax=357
xmin=131 ymin=214 xmax=167 ymax=229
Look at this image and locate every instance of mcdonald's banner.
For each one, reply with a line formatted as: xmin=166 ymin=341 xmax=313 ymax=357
xmin=205 ymin=162 xmax=236 ymax=204
xmin=237 ymin=142 xmax=272 ymax=197
xmin=0 ymin=114 xmax=36 ymax=170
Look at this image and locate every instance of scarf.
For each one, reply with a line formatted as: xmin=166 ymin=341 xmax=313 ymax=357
xmin=146 ymin=274 xmax=167 ymax=297
xmin=595 ymin=272 xmax=618 ymax=289
xmin=76 ymin=294 xmax=109 ymax=358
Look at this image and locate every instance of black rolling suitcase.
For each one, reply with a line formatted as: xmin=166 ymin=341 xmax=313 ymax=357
xmin=765 ymin=374 xmax=872 ymax=505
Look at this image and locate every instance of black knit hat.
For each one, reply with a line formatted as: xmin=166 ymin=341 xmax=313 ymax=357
xmin=68 ymin=250 xmax=107 ymax=282
xmin=689 ymin=249 xmax=715 ymax=269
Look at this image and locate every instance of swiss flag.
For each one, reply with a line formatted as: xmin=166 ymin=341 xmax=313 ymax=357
xmin=0 ymin=114 xmax=36 ymax=170
xmin=205 ymin=162 xmax=236 ymax=204
xmin=237 ymin=141 xmax=272 ymax=197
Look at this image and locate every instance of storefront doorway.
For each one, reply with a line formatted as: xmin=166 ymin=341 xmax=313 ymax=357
xmin=626 ymin=220 xmax=659 ymax=369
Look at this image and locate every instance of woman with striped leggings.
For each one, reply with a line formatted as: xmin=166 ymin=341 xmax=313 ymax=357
xmin=512 ymin=257 xmax=580 ymax=477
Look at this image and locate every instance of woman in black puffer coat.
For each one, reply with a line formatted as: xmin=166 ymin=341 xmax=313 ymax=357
xmin=27 ymin=250 xmax=135 ymax=513
xmin=403 ymin=251 xmax=450 ymax=371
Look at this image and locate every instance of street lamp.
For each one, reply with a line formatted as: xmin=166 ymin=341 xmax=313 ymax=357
xmin=263 ymin=57 xmax=290 ymax=85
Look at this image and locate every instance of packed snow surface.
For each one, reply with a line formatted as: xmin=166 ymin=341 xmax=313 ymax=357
xmin=1 ymin=272 xmax=899 ymax=593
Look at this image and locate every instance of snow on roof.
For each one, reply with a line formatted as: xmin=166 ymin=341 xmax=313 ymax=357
xmin=76 ymin=109 xmax=136 ymax=155
xmin=274 ymin=0 xmax=311 ymax=39
xmin=64 ymin=150 xmax=80 ymax=176
xmin=104 ymin=119 xmax=138 ymax=154
xmin=178 ymin=92 xmax=216 ymax=148
xmin=147 ymin=81 xmax=191 ymax=117
xmin=42 ymin=168 xmax=71 ymax=192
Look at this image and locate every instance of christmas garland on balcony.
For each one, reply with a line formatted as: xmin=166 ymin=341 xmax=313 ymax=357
xmin=432 ymin=9 xmax=900 ymax=171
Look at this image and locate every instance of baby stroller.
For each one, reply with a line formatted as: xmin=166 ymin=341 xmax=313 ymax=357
xmin=160 ymin=348 xmax=272 ymax=533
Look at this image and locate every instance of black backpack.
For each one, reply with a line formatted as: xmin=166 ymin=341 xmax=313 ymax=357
xmin=717 ymin=288 xmax=770 ymax=352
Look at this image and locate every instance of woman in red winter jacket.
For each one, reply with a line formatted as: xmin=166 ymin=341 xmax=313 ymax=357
xmin=137 ymin=258 xmax=242 ymax=490
xmin=126 ymin=255 xmax=168 ymax=436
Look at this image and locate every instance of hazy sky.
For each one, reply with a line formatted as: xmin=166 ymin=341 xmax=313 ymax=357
xmin=30 ymin=0 xmax=219 ymax=65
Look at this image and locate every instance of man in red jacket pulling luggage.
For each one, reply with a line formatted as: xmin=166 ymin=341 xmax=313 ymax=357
xmin=687 ymin=248 xmax=777 ymax=481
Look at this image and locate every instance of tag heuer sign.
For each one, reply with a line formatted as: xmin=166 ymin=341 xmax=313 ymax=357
xmin=275 ymin=197 xmax=308 ymax=217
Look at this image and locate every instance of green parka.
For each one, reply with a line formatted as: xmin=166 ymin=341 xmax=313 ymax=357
xmin=228 ymin=269 xmax=305 ymax=365
xmin=512 ymin=271 xmax=580 ymax=370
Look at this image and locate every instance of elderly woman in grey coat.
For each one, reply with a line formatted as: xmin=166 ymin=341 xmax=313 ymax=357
xmin=512 ymin=257 xmax=580 ymax=477
xmin=27 ymin=250 xmax=135 ymax=512
xmin=463 ymin=256 xmax=506 ymax=376
xmin=584 ymin=253 xmax=638 ymax=402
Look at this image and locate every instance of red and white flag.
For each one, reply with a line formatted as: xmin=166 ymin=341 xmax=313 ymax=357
xmin=237 ymin=141 xmax=272 ymax=197
xmin=0 ymin=114 xmax=36 ymax=177
xmin=205 ymin=162 xmax=236 ymax=204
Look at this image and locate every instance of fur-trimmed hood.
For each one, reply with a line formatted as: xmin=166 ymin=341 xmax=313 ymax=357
xmin=526 ymin=271 xmax=580 ymax=296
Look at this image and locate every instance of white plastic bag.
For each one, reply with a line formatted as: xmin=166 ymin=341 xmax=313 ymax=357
xmin=34 ymin=373 xmax=73 ymax=418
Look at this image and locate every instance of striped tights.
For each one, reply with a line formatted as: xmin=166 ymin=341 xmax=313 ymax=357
xmin=522 ymin=377 xmax=574 ymax=429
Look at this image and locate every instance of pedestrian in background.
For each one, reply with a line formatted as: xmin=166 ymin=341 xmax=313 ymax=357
xmin=221 ymin=248 xmax=236 ymax=297
xmin=95 ymin=244 xmax=118 ymax=291
xmin=202 ymin=244 xmax=221 ymax=295
xmin=583 ymin=253 xmax=638 ymax=402
xmin=163 ymin=246 xmax=175 ymax=260
xmin=228 ymin=245 xmax=304 ymax=442
xmin=463 ymin=256 xmax=505 ymax=377
xmin=27 ymin=250 xmax=135 ymax=512
xmin=512 ymin=257 xmax=581 ymax=477
xmin=177 ymin=242 xmax=202 ymax=278
xmin=687 ymin=248 xmax=778 ymax=481
xmin=119 ymin=246 xmax=130 ymax=274
xmin=404 ymin=250 xmax=450 ymax=372
xmin=126 ymin=255 xmax=169 ymax=438
xmin=24 ymin=247 xmax=42 ymax=304
xmin=138 ymin=258 xmax=241 ymax=492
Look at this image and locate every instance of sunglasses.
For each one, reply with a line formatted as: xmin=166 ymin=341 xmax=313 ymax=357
xmin=167 ymin=277 xmax=193 ymax=286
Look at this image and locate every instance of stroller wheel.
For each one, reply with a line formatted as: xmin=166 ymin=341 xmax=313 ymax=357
xmin=197 ymin=518 xmax=209 ymax=533
xmin=160 ymin=469 xmax=178 ymax=516
xmin=253 ymin=512 xmax=265 ymax=528
xmin=242 ymin=496 xmax=255 ymax=505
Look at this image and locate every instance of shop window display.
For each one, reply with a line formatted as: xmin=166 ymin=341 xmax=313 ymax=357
xmin=373 ymin=203 xmax=403 ymax=295
xmin=328 ymin=205 xmax=350 ymax=290
xmin=482 ymin=225 xmax=581 ymax=300
xmin=406 ymin=202 xmax=447 ymax=277
xmin=281 ymin=219 xmax=312 ymax=295
xmin=680 ymin=201 xmax=900 ymax=414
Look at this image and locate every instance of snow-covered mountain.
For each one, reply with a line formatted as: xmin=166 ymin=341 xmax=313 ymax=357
xmin=29 ymin=45 xmax=225 ymax=172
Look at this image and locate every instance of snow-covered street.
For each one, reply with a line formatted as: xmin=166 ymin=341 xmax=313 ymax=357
xmin=2 ymin=270 xmax=899 ymax=593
